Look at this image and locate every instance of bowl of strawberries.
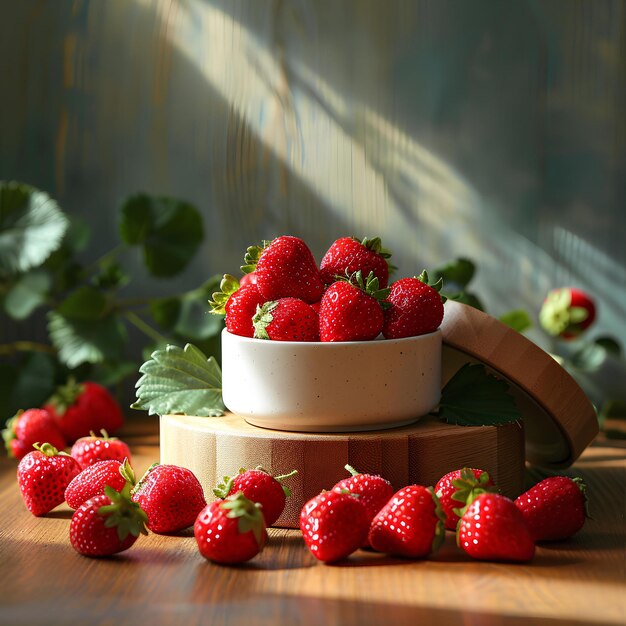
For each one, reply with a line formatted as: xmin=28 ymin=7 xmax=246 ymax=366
xmin=212 ymin=235 xmax=445 ymax=432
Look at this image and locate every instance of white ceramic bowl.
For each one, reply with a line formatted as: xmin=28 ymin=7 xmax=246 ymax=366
xmin=221 ymin=328 xmax=442 ymax=432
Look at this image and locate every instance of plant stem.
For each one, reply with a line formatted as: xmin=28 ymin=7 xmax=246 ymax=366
xmin=0 ymin=341 xmax=57 ymax=355
xmin=83 ymin=243 xmax=125 ymax=275
xmin=124 ymin=311 xmax=170 ymax=345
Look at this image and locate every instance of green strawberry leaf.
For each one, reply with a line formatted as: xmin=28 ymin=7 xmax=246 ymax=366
xmin=432 ymin=258 xmax=475 ymax=290
xmin=48 ymin=310 xmax=128 ymax=368
xmin=437 ymin=363 xmax=521 ymax=426
xmin=0 ymin=182 xmax=69 ymax=276
xmin=3 ymin=270 xmax=52 ymax=319
xmin=119 ymin=193 xmax=203 ymax=277
xmin=131 ymin=343 xmax=225 ymax=417
xmin=498 ymin=309 xmax=533 ymax=333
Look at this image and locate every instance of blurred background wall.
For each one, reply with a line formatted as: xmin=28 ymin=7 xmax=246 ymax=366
xmin=1 ymin=0 xmax=625 ymax=349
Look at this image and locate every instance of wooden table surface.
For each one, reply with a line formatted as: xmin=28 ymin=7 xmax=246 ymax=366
xmin=1 ymin=418 xmax=624 ymax=626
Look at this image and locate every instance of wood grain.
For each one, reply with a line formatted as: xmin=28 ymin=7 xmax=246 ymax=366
xmin=0 ymin=417 xmax=624 ymax=626
xmin=160 ymin=412 xmax=525 ymax=527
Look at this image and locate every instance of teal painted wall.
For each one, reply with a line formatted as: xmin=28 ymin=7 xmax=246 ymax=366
xmin=1 ymin=0 xmax=625 ymax=350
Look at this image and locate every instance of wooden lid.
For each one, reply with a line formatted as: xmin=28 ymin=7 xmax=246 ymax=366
xmin=440 ymin=300 xmax=598 ymax=468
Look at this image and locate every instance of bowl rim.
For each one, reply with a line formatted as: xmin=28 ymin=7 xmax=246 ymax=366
xmin=221 ymin=327 xmax=441 ymax=347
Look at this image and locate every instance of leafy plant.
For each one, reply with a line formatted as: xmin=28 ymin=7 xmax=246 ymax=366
xmin=0 ymin=181 xmax=223 ymax=418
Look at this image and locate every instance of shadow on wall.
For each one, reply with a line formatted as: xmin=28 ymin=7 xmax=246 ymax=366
xmin=1 ymin=0 xmax=625 ymax=348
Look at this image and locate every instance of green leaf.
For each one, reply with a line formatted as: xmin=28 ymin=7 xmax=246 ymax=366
xmin=150 ymin=297 xmax=182 ymax=330
xmin=132 ymin=343 xmax=225 ymax=417
xmin=56 ymin=286 xmax=108 ymax=320
xmin=3 ymin=270 xmax=51 ymax=319
xmin=594 ymin=336 xmax=622 ymax=357
xmin=119 ymin=193 xmax=203 ymax=277
xmin=48 ymin=311 xmax=127 ymax=368
xmin=498 ymin=309 xmax=532 ymax=333
xmin=10 ymin=352 xmax=58 ymax=412
xmin=438 ymin=363 xmax=521 ymax=426
xmin=433 ymin=258 xmax=475 ymax=289
xmin=444 ymin=291 xmax=486 ymax=312
xmin=0 ymin=182 xmax=69 ymax=276
xmin=89 ymin=361 xmax=140 ymax=387
xmin=92 ymin=260 xmax=129 ymax=290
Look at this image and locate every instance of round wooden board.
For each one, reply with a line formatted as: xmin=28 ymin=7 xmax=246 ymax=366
xmin=160 ymin=412 xmax=525 ymax=529
xmin=440 ymin=301 xmax=598 ymax=468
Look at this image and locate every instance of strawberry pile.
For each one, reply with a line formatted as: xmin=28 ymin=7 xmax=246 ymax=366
xmin=3 ymin=380 xmax=125 ymax=460
xmin=210 ymin=235 xmax=445 ymax=342
xmin=300 ymin=465 xmax=590 ymax=564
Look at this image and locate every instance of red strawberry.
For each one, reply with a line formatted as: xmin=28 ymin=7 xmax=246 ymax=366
xmin=239 ymin=271 xmax=257 ymax=287
xmin=70 ymin=483 xmax=148 ymax=557
xmin=44 ymin=380 xmax=124 ymax=443
xmin=435 ymin=467 xmax=496 ymax=531
xmin=514 ymin=476 xmax=588 ymax=541
xmin=65 ymin=458 xmax=134 ymax=510
xmin=300 ymin=490 xmax=369 ymax=563
xmin=131 ymin=463 xmax=207 ymax=534
xmin=368 ymin=485 xmax=445 ymax=558
xmin=320 ymin=236 xmax=393 ymax=288
xmin=209 ymin=274 xmax=266 ymax=338
xmin=457 ymin=493 xmax=535 ymax=562
xmin=3 ymin=408 xmax=66 ymax=460
xmin=539 ymin=288 xmax=596 ymax=340
xmin=194 ymin=492 xmax=267 ymax=564
xmin=70 ymin=430 xmax=132 ymax=470
xmin=252 ymin=298 xmax=319 ymax=341
xmin=243 ymin=236 xmax=325 ymax=304
xmin=17 ymin=443 xmax=81 ymax=516
xmin=383 ymin=271 xmax=445 ymax=339
xmin=319 ymin=271 xmax=388 ymax=342
xmin=332 ymin=464 xmax=394 ymax=546
xmin=213 ymin=466 xmax=297 ymax=527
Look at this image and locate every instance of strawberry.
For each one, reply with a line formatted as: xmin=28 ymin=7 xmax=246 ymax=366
xmin=319 ymin=271 xmax=389 ymax=342
xmin=300 ymin=490 xmax=369 ymax=563
xmin=44 ymin=379 xmax=124 ymax=443
xmin=70 ymin=430 xmax=132 ymax=470
xmin=383 ymin=271 xmax=445 ymax=339
xmin=539 ymin=288 xmax=596 ymax=340
xmin=457 ymin=493 xmax=535 ymax=562
xmin=252 ymin=298 xmax=319 ymax=341
xmin=213 ymin=466 xmax=298 ymax=527
xmin=320 ymin=236 xmax=393 ymax=288
xmin=332 ymin=464 xmax=394 ymax=546
xmin=131 ymin=463 xmax=207 ymax=534
xmin=435 ymin=467 xmax=496 ymax=531
xmin=70 ymin=483 xmax=148 ymax=557
xmin=65 ymin=458 xmax=134 ymax=510
xmin=3 ymin=408 xmax=66 ymax=460
xmin=239 ymin=271 xmax=257 ymax=287
xmin=17 ymin=443 xmax=81 ymax=516
xmin=242 ymin=236 xmax=325 ymax=304
xmin=209 ymin=274 xmax=266 ymax=338
xmin=368 ymin=485 xmax=445 ymax=558
xmin=514 ymin=476 xmax=588 ymax=541
xmin=194 ymin=492 xmax=267 ymax=564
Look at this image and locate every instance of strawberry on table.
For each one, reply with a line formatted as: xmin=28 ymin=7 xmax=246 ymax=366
xmin=435 ymin=467 xmax=496 ymax=531
xmin=300 ymin=490 xmax=369 ymax=563
xmin=320 ymin=236 xmax=393 ymax=288
xmin=253 ymin=298 xmax=319 ymax=342
xmin=65 ymin=458 xmax=134 ymax=510
xmin=70 ymin=430 xmax=132 ymax=470
xmin=3 ymin=408 xmax=66 ymax=460
xmin=382 ymin=270 xmax=445 ymax=339
xmin=332 ymin=465 xmax=394 ymax=545
xmin=539 ymin=287 xmax=596 ymax=340
xmin=70 ymin=482 xmax=148 ymax=557
xmin=457 ymin=492 xmax=535 ymax=562
xmin=515 ymin=476 xmax=588 ymax=541
xmin=242 ymin=236 xmax=325 ymax=304
xmin=17 ymin=443 xmax=81 ymax=516
xmin=44 ymin=379 xmax=124 ymax=443
xmin=319 ymin=271 xmax=389 ymax=342
xmin=195 ymin=492 xmax=267 ymax=564
xmin=368 ymin=485 xmax=446 ymax=558
xmin=213 ymin=466 xmax=298 ymax=527
xmin=131 ymin=463 xmax=207 ymax=534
